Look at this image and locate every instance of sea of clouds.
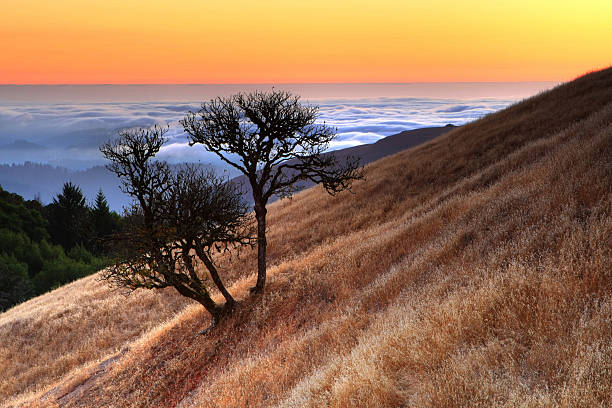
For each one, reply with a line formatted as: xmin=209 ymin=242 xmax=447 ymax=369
xmin=0 ymin=96 xmax=516 ymax=173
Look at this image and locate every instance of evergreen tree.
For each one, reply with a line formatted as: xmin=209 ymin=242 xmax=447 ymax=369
xmin=46 ymin=182 xmax=93 ymax=250
xmin=91 ymin=189 xmax=121 ymax=253
xmin=92 ymin=189 xmax=113 ymax=237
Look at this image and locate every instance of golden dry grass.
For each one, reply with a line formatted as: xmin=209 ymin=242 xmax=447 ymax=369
xmin=1 ymin=67 xmax=611 ymax=407
xmin=0 ymin=274 xmax=192 ymax=404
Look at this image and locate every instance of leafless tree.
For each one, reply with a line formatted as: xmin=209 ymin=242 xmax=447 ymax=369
xmin=182 ymin=90 xmax=363 ymax=293
xmin=100 ymin=126 xmax=254 ymax=331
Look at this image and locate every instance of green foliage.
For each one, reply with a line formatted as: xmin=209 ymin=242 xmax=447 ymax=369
xmin=0 ymin=185 xmax=113 ymax=311
xmin=0 ymin=228 xmax=43 ymax=276
xmin=67 ymin=243 xmax=95 ymax=264
xmin=39 ymin=238 xmax=65 ymax=260
xmin=0 ymin=254 xmax=33 ymax=312
xmin=46 ymin=182 xmax=93 ymax=250
xmin=91 ymin=189 xmax=122 ymax=253
xmin=0 ymin=186 xmax=49 ymax=242
xmin=32 ymin=253 xmax=102 ymax=295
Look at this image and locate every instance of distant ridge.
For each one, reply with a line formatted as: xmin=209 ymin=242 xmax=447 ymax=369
xmin=330 ymin=124 xmax=456 ymax=165
xmin=0 ymin=140 xmax=48 ymax=151
xmin=0 ymin=126 xmax=456 ymax=210
xmin=231 ymin=125 xmax=457 ymax=205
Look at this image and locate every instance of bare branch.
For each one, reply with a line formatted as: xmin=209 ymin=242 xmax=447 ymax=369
xmin=182 ymin=90 xmax=364 ymax=293
xmin=100 ymin=126 xmax=255 ymax=326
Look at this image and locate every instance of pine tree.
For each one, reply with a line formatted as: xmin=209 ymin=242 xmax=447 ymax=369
xmin=90 ymin=189 xmax=123 ymax=254
xmin=92 ymin=189 xmax=112 ymax=237
xmin=46 ymin=182 xmax=93 ymax=250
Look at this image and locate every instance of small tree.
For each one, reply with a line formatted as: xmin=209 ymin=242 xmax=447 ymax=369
xmin=46 ymin=182 xmax=93 ymax=250
xmin=91 ymin=189 xmax=121 ymax=253
xmin=92 ymin=189 xmax=112 ymax=236
xmin=100 ymin=126 xmax=254 ymax=329
xmin=182 ymin=90 xmax=362 ymax=293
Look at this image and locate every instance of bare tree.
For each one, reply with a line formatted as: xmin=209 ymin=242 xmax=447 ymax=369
xmin=182 ymin=90 xmax=363 ymax=293
xmin=100 ymin=126 xmax=254 ymax=330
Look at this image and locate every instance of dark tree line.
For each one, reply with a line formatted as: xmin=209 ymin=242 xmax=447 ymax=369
xmin=46 ymin=184 xmax=122 ymax=253
xmin=0 ymin=184 xmax=121 ymax=311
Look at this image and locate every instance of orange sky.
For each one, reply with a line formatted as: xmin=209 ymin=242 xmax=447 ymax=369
xmin=1 ymin=0 xmax=610 ymax=84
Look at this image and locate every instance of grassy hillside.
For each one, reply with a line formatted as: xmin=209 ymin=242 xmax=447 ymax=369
xmin=1 ymin=67 xmax=611 ymax=407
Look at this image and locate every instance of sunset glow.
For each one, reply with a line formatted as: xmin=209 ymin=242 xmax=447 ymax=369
xmin=1 ymin=0 xmax=611 ymax=84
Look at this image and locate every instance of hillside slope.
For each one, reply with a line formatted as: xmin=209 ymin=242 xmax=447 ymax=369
xmin=1 ymin=67 xmax=611 ymax=407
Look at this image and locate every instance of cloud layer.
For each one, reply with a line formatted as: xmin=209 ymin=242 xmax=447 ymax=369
xmin=0 ymin=96 xmax=515 ymax=171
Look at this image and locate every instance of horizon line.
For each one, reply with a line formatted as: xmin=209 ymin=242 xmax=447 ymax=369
xmin=0 ymin=80 xmax=560 ymax=86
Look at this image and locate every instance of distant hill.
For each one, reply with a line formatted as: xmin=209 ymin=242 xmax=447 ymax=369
xmin=0 ymin=126 xmax=456 ymax=210
xmin=0 ymin=140 xmax=48 ymax=151
xmin=231 ymin=124 xmax=457 ymax=205
xmin=0 ymin=163 xmax=127 ymax=210
xmin=332 ymin=123 xmax=456 ymax=164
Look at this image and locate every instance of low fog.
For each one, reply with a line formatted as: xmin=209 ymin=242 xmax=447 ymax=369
xmin=1 ymin=83 xmax=557 ymax=210
xmin=0 ymin=97 xmax=514 ymax=168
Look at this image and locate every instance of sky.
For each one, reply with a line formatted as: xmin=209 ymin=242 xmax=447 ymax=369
xmin=1 ymin=0 xmax=610 ymax=84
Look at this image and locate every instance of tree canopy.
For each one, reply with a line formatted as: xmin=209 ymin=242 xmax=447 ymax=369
xmin=0 ymin=185 xmax=108 ymax=311
xmin=182 ymin=90 xmax=363 ymax=292
xmin=101 ymin=126 xmax=254 ymax=328
xmin=46 ymin=182 xmax=93 ymax=250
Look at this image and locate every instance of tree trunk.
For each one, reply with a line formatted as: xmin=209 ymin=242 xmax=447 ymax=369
xmin=253 ymin=204 xmax=267 ymax=293
xmin=197 ymin=248 xmax=235 ymax=308
xmin=173 ymin=282 xmax=221 ymax=321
